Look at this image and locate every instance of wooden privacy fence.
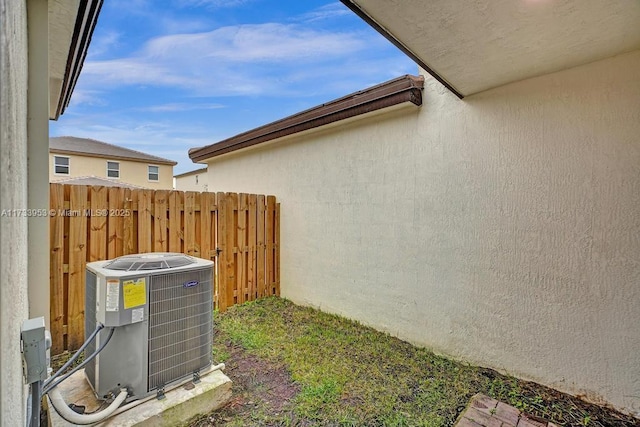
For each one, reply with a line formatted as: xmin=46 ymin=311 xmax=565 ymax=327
xmin=49 ymin=184 xmax=280 ymax=354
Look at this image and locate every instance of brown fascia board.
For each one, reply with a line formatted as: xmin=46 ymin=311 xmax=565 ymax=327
xmin=53 ymin=0 xmax=104 ymax=120
xmin=189 ymin=74 xmax=424 ymax=162
xmin=339 ymin=0 xmax=463 ymax=100
xmin=49 ymin=149 xmax=177 ymax=166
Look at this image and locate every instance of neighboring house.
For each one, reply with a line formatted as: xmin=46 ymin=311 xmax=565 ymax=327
xmin=1 ymin=1 xmax=101 ymax=424
xmin=174 ymin=167 xmax=209 ymax=191
xmin=189 ymin=0 xmax=640 ymax=417
xmin=50 ymin=136 xmax=177 ymax=190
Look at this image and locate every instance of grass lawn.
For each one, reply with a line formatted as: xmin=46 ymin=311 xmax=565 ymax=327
xmin=187 ymin=297 xmax=637 ymax=427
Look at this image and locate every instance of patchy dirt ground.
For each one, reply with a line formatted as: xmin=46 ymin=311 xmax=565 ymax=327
xmin=188 ymin=342 xmax=300 ymax=426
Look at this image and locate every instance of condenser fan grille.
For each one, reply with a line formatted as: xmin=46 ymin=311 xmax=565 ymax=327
xmin=84 ymin=271 xmax=98 ymax=386
xmin=147 ymin=269 xmax=213 ymax=391
xmin=105 ymin=253 xmax=196 ymax=271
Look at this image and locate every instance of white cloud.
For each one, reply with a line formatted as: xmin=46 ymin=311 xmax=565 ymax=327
xmin=144 ymin=24 xmax=364 ymax=62
xmin=78 ymin=22 xmax=389 ymax=96
xmin=87 ymin=30 xmax=122 ymax=59
xmin=298 ymin=3 xmax=352 ymax=22
xmin=67 ymin=89 xmax=108 ymax=108
xmin=176 ymin=0 xmax=255 ymax=9
xmin=143 ymin=102 xmax=225 ymax=112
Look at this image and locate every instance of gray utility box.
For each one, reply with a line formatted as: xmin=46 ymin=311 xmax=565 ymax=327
xmin=84 ymin=253 xmax=214 ymax=401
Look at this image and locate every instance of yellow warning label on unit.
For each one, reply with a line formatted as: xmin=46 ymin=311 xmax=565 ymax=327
xmin=123 ymin=278 xmax=146 ymax=309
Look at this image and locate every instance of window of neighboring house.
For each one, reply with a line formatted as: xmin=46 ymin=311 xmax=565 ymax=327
xmin=54 ymin=156 xmax=70 ymax=175
xmin=148 ymin=165 xmax=159 ymax=181
xmin=107 ymin=161 xmax=120 ymax=179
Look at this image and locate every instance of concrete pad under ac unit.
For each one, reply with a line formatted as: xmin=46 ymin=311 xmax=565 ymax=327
xmin=46 ymin=368 xmax=232 ymax=426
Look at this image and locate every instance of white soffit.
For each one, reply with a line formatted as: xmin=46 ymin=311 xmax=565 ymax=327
xmin=49 ymin=0 xmax=81 ymax=118
xmin=48 ymin=0 xmax=102 ymax=119
xmin=346 ymin=0 xmax=640 ymax=96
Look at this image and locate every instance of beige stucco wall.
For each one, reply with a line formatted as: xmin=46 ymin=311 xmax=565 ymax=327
xmin=29 ymin=0 xmax=50 ymax=331
xmin=205 ymin=50 xmax=640 ymax=415
xmin=49 ymin=153 xmax=174 ymax=189
xmin=174 ymin=170 xmax=209 ymax=192
xmin=1 ymin=0 xmax=29 ymax=424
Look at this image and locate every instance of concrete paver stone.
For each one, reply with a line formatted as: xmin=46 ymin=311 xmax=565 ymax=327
xmin=457 ymin=417 xmax=486 ymax=427
xmin=455 ymin=394 xmax=559 ymax=427
xmin=494 ymin=402 xmax=522 ymax=425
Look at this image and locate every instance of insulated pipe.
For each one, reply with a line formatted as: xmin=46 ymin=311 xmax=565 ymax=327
xmin=44 ymin=323 xmax=103 ymax=388
xmin=49 ymin=387 xmax=128 ymax=425
xmin=43 ymin=327 xmax=115 ymax=395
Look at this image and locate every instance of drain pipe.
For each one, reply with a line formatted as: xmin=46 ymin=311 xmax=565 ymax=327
xmin=48 ymin=387 xmax=128 ymax=425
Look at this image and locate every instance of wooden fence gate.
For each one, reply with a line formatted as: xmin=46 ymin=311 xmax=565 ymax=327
xmin=49 ymin=184 xmax=280 ymax=354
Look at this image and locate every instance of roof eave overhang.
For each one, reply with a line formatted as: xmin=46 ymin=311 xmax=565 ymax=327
xmin=49 ymin=0 xmax=103 ymax=120
xmin=189 ymin=74 xmax=424 ymax=163
xmin=340 ymin=0 xmax=463 ymax=99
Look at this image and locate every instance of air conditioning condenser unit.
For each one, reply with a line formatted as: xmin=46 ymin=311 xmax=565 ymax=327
xmin=84 ymin=253 xmax=214 ymax=401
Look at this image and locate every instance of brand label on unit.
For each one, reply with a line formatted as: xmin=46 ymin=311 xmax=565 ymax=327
xmin=123 ymin=278 xmax=146 ymax=309
xmin=183 ymin=280 xmax=199 ymax=288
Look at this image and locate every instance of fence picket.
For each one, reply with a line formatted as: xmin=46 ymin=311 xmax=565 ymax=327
xmin=168 ymin=191 xmax=181 ymax=252
xmin=248 ymin=194 xmax=257 ymax=301
xmin=275 ymin=202 xmax=281 ymax=296
xmin=107 ymin=187 xmax=124 ymax=258
xmin=226 ymin=193 xmax=238 ymax=306
xmin=217 ymin=192 xmax=228 ymax=312
xmin=123 ymin=189 xmax=135 ymax=254
xmin=184 ymin=192 xmax=196 ymax=256
xmin=154 ymin=190 xmax=168 ymax=252
xmin=257 ymin=195 xmax=266 ymax=298
xmin=67 ymin=185 xmax=88 ymax=350
xmin=237 ymin=194 xmax=248 ymax=303
xmin=138 ymin=190 xmax=153 ymax=253
xmin=266 ymin=195 xmax=275 ymax=296
xmin=89 ymin=186 xmax=108 ymax=262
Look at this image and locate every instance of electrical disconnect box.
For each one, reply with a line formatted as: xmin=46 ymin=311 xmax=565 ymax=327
xmin=21 ymin=317 xmax=50 ymax=384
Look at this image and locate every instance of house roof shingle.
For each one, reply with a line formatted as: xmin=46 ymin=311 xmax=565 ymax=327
xmin=50 ymin=136 xmax=177 ymax=165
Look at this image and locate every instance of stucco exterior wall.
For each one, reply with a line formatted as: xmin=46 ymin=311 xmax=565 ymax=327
xmin=49 ymin=153 xmax=174 ymax=189
xmin=174 ymin=170 xmax=209 ymax=192
xmin=205 ymin=50 xmax=640 ymax=415
xmin=28 ymin=0 xmax=50 ymax=332
xmin=0 ymin=0 xmax=29 ymax=424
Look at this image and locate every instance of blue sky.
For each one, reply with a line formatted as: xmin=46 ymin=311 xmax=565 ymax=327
xmin=50 ymin=0 xmax=417 ymax=174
